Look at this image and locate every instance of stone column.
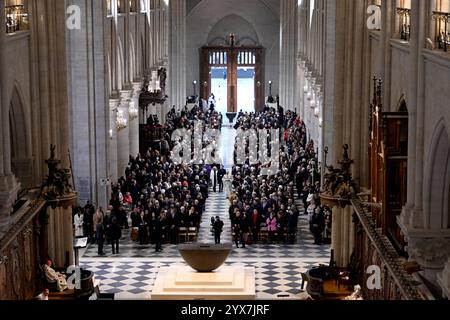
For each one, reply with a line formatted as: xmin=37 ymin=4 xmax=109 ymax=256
xmin=129 ymin=83 xmax=141 ymax=157
xmin=331 ymin=205 xmax=354 ymax=267
xmin=111 ymin=1 xmax=120 ymax=97
xmin=279 ymin=0 xmax=297 ymax=109
xmin=153 ymin=0 xmax=159 ymax=67
xmin=117 ymin=91 xmax=132 ymax=177
xmin=169 ymin=0 xmax=187 ymax=109
xmin=400 ymin=0 xmax=418 ymax=227
xmin=46 ymin=205 xmax=74 ymax=267
xmin=109 ymin=99 xmax=120 ymax=182
xmin=437 ymin=258 xmax=450 ymax=299
xmin=0 ymin=0 xmax=20 ymax=227
xmin=159 ymin=0 xmax=165 ymax=63
xmin=67 ymin=0 xmax=109 ymax=208
xmin=324 ymin=0 xmax=337 ymax=164
xmin=411 ymin=0 xmax=426 ymax=228
xmin=123 ymin=0 xmax=132 ymax=89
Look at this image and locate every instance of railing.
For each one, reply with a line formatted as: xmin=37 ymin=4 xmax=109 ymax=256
xmin=432 ymin=11 xmax=450 ymax=52
xmin=0 ymin=198 xmax=45 ymax=253
xmin=396 ymin=7 xmax=411 ymax=41
xmin=5 ymin=4 xmax=29 ymax=34
xmin=351 ymin=196 xmax=424 ymax=300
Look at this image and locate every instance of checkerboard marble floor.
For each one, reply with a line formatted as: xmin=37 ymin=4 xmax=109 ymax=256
xmin=80 ymin=259 xmax=329 ymax=300
xmin=80 ymin=128 xmax=331 ymax=300
xmin=80 ymin=191 xmax=330 ymax=300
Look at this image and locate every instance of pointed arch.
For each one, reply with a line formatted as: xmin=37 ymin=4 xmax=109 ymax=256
xmin=8 ymin=83 xmax=29 ymax=159
xmin=425 ymin=119 xmax=450 ymax=229
xmin=8 ymin=82 xmax=32 ymax=188
xmin=129 ymin=32 xmax=137 ymax=80
xmin=396 ymin=94 xmax=408 ymax=112
xmin=117 ymin=36 xmax=125 ymax=90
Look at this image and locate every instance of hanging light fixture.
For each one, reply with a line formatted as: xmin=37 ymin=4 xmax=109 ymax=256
xmin=128 ymin=101 xmax=138 ymax=120
xmin=116 ymin=109 xmax=128 ymax=131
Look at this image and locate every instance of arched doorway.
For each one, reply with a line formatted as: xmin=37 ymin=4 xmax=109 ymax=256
xmin=200 ymin=35 xmax=263 ymax=114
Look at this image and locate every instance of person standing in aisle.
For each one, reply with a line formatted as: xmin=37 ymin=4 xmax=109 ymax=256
xmin=213 ymin=216 xmax=224 ymax=244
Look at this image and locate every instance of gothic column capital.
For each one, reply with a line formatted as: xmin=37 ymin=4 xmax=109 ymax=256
xmin=109 ymin=98 xmax=121 ymax=111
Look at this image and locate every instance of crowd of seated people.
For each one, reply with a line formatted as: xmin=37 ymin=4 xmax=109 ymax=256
xmin=106 ymin=106 xmax=223 ymax=251
xmin=228 ymin=107 xmax=332 ymax=246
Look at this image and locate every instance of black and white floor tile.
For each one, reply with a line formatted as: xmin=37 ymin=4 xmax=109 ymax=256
xmin=80 ymin=259 xmax=329 ymax=300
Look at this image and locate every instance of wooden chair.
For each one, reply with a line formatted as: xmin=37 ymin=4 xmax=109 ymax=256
xmin=178 ymin=227 xmax=187 ymax=243
xmin=187 ymin=227 xmax=197 ymax=242
xmin=259 ymin=226 xmax=269 ymax=243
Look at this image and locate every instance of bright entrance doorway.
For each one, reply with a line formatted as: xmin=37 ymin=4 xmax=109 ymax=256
xmin=201 ymin=41 xmax=263 ymax=114
xmin=237 ymin=67 xmax=255 ymax=114
xmin=211 ymin=67 xmax=228 ymax=116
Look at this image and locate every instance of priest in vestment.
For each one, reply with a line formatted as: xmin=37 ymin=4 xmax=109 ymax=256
xmin=43 ymin=260 xmax=68 ymax=292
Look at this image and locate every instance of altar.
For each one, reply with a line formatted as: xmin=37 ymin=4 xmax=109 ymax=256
xmin=151 ymin=265 xmax=256 ymax=300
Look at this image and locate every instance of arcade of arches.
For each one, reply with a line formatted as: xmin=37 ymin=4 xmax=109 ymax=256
xmin=0 ymin=0 xmax=449 ymax=301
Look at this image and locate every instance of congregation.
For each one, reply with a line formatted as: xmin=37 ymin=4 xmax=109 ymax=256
xmin=72 ymin=104 xmax=332 ymax=255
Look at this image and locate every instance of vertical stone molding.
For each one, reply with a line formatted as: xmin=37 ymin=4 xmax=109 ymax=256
xmin=169 ymin=0 xmax=187 ymax=109
xmin=279 ymin=0 xmax=297 ymax=109
xmin=46 ymin=205 xmax=74 ymax=267
xmin=437 ymin=258 xmax=450 ymax=298
xmin=109 ymin=98 xmax=121 ymax=183
xmin=117 ymin=91 xmax=132 ymax=178
xmin=129 ymin=83 xmax=142 ymax=157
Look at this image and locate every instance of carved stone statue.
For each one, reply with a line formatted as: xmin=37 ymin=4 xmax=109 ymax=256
xmin=41 ymin=145 xmax=74 ymax=200
xmin=321 ymin=145 xmax=359 ymax=207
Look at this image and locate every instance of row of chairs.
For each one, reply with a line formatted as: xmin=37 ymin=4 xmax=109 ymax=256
xmin=177 ymin=227 xmax=198 ymax=243
xmin=232 ymin=226 xmax=298 ymax=244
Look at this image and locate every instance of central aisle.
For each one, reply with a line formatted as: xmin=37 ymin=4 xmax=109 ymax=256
xmin=80 ymin=127 xmax=331 ymax=300
xmin=197 ymin=127 xmax=235 ymax=243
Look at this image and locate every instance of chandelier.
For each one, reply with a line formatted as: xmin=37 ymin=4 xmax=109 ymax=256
xmin=129 ymin=101 xmax=138 ymax=121
xmin=116 ymin=109 xmax=127 ymax=131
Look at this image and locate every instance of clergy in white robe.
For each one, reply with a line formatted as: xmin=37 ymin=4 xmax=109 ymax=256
xmin=43 ymin=260 xmax=68 ymax=292
xmin=223 ymin=172 xmax=233 ymax=198
xmin=74 ymin=212 xmax=84 ymax=237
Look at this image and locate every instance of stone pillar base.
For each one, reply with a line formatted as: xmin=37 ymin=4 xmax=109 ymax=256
xmin=437 ymin=258 xmax=450 ymax=298
xmin=407 ymin=234 xmax=450 ymax=285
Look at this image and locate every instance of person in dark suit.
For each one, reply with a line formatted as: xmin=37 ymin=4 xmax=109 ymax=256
xmin=217 ymin=165 xmax=226 ymax=193
xmin=83 ymin=201 xmax=95 ymax=243
xmin=108 ymin=217 xmax=122 ymax=254
xmin=213 ymin=216 xmax=224 ymax=244
xmin=311 ymin=208 xmax=325 ymax=245
xmin=154 ymin=214 xmax=163 ymax=252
